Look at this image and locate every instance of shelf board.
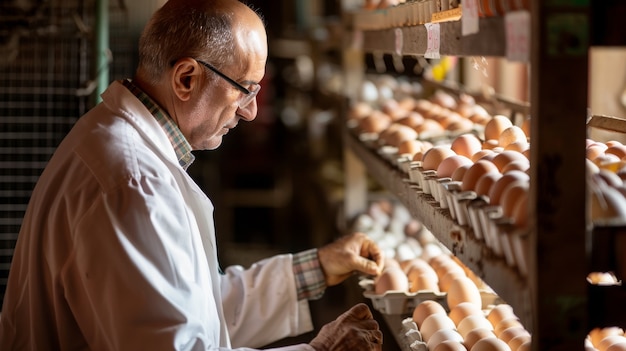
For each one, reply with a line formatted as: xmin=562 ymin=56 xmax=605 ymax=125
xmin=344 ymin=129 xmax=533 ymax=329
xmin=360 ymin=17 xmax=505 ymax=57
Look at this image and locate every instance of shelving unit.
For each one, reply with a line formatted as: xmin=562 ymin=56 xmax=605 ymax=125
xmin=339 ymin=1 xmax=625 ymax=350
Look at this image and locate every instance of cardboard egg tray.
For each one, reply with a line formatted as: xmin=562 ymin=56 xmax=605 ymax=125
xmin=407 ymin=165 xmax=531 ymax=277
xmin=359 ymin=278 xmax=504 ymax=316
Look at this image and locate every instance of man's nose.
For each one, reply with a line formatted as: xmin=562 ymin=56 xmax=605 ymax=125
xmin=237 ymin=98 xmax=258 ymax=121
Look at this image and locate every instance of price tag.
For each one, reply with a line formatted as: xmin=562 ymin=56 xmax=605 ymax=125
xmin=462 ymin=0 xmax=479 ymax=36
xmin=424 ymin=23 xmax=441 ymax=59
xmin=395 ymin=28 xmax=403 ymax=56
xmin=505 ymin=10 xmax=530 ymax=62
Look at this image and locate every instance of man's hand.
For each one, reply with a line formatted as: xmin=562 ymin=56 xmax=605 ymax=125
xmin=309 ymin=303 xmax=383 ymax=351
xmin=317 ymin=232 xmax=384 ymax=287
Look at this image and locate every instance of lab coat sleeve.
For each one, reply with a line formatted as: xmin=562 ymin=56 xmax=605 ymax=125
xmin=220 ymin=255 xmax=316 ymax=349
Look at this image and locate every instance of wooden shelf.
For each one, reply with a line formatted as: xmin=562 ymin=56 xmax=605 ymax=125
xmin=360 ymin=17 xmax=505 ymax=57
xmin=344 ymin=129 xmax=533 ymax=330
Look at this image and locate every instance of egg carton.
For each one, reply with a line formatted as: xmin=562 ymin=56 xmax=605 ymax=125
xmin=360 ymin=279 xmax=504 ymax=315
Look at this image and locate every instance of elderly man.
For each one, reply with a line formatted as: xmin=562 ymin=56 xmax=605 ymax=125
xmin=0 ymin=0 xmax=384 ymax=350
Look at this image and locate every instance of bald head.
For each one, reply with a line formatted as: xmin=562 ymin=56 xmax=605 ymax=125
xmin=136 ymin=0 xmax=266 ymax=84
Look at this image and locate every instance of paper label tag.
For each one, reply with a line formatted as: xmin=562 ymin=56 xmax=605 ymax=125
xmin=424 ymin=23 xmax=441 ymax=59
xmin=462 ymin=0 xmax=480 ymax=36
xmin=505 ymin=10 xmax=531 ymax=62
xmin=395 ymin=28 xmax=403 ymax=56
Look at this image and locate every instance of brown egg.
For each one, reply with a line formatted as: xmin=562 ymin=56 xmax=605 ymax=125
xmin=516 ymin=340 xmax=531 ymax=351
xmin=472 ymin=149 xmax=496 ymax=162
xmin=417 ymin=119 xmax=446 ymax=134
xmin=487 ymin=304 xmax=516 ymax=327
xmin=452 ymin=164 xmax=472 ymax=182
xmin=598 ymin=335 xmax=626 ymax=351
xmin=488 ymin=171 xmax=530 ymax=206
xmin=439 ymin=270 xmax=467 ymax=292
xmin=462 ymin=160 xmax=500 ymax=192
xmin=401 ymin=258 xmax=437 ymax=277
xmin=433 ymin=257 xmax=466 ymax=278
xmin=452 ymin=134 xmax=484 ymax=158
xmin=501 ymin=159 xmax=530 ymax=173
xmin=423 ymin=146 xmax=457 ymax=171
xmin=494 ymin=317 xmax=524 ymax=338
xmin=374 ymin=266 xmax=409 ymax=294
xmin=508 ymin=334 xmax=531 ymax=351
xmin=498 ymin=126 xmax=527 ymax=148
xmin=358 ymin=111 xmax=392 ymax=134
xmin=482 ymin=139 xmax=500 ymax=150
xmin=438 ymin=155 xmax=474 ymax=178
xmin=434 ymin=341 xmax=469 ymax=351
xmin=447 ymin=276 xmax=482 ymax=310
xmin=475 ymin=172 xmax=503 ymax=197
xmin=464 ymin=328 xmax=497 ymax=350
xmin=448 ymin=118 xmax=475 ymax=133
xmin=501 ymin=180 xmax=529 ymax=218
xmin=485 ymin=115 xmax=513 ymax=141
xmin=606 ymin=342 xmax=626 ymax=351
xmin=587 ymin=146 xmax=607 ymax=161
xmin=348 ymin=101 xmax=373 ymax=120
xmin=492 ymin=151 xmax=527 ymax=172
xmin=449 ymin=301 xmax=484 ymax=325
xmin=458 ymin=315 xmax=494 ymax=339
xmin=397 ymin=139 xmax=424 ymax=157
xmin=521 ymin=117 xmax=531 ymax=138
xmin=421 ymin=313 xmax=457 ymax=342
xmin=471 ymin=337 xmax=511 ymax=351
xmin=499 ymin=326 xmax=530 ymax=344
xmin=511 ymin=190 xmax=529 ymax=228
xmin=504 ymin=141 xmax=530 ymax=153
xmin=413 ymin=300 xmax=447 ymax=327
xmin=589 ymin=328 xmax=626 ymax=347
xmin=408 ymin=272 xmax=440 ymax=293
xmin=396 ymin=112 xmax=426 ymax=130
xmin=428 ymin=329 xmax=465 ymax=350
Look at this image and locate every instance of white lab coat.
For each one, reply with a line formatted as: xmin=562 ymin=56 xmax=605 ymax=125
xmin=0 ymin=81 xmax=315 ymax=351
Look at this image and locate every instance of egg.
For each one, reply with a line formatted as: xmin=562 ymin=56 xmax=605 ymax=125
xmin=499 ymin=326 xmax=530 ymax=344
xmin=494 ymin=317 xmax=524 ymax=337
xmin=511 ymin=190 xmax=529 ymax=228
xmin=598 ymin=335 xmax=626 ymax=351
xmin=475 ymin=172 xmax=503 ymax=197
xmin=439 ymin=270 xmax=467 ymax=292
xmin=452 ymin=164 xmax=472 ymax=182
xmin=464 ymin=328 xmax=497 ymax=350
xmin=438 ymin=155 xmax=474 ymax=178
xmin=485 ymin=115 xmax=513 ymax=141
xmin=413 ymin=300 xmax=447 ymax=327
xmin=500 ymin=180 xmax=529 ymax=218
xmin=449 ymin=301 xmax=484 ymax=325
xmin=452 ymin=134 xmax=484 ymax=158
xmin=501 ymin=159 xmax=530 ymax=173
xmin=458 ymin=315 xmax=495 ymax=339
xmin=492 ymin=151 xmax=527 ymax=172
xmin=408 ymin=271 xmax=440 ymax=293
xmin=358 ymin=111 xmax=392 ymax=134
xmin=421 ymin=313 xmax=457 ymax=341
xmin=417 ymin=119 xmax=446 ymax=134
xmin=401 ymin=257 xmax=437 ymax=276
xmin=471 ymin=337 xmax=511 ymax=351
xmin=607 ymin=343 xmax=626 ymax=351
xmin=472 ymin=149 xmax=497 ymax=162
xmin=498 ymin=126 xmax=527 ymax=148
xmin=482 ymin=139 xmax=500 ymax=150
xmin=397 ymin=139 xmax=423 ymax=157
xmin=374 ymin=266 xmax=409 ymax=294
xmin=606 ymin=144 xmax=626 ymax=159
xmin=428 ymin=328 xmax=465 ymax=350
xmin=434 ymin=341 xmax=469 ymax=351
xmin=508 ymin=334 xmax=531 ymax=351
xmin=462 ymin=160 xmax=500 ymax=192
xmin=504 ymin=141 xmax=530 ymax=153
xmin=447 ymin=276 xmax=483 ymax=310
xmin=516 ymin=340 xmax=531 ymax=351
xmin=423 ymin=145 xmax=457 ymax=171
xmin=488 ymin=171 xmax=530 ymax=206
xmin=587 ymin=145 xmax=607 ymax=160
xmin=487 ymin=304 xmax=516 ymax=327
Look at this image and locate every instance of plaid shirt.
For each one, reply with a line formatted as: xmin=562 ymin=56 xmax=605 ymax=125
xmin=122 ymin=79 xmax=195 ymax=170
xmin=122 ymin=79 xmax=326 ymax=301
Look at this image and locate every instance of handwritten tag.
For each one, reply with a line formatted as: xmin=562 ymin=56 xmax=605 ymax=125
xmin=462 ymin=0 xmax=479 ymax=36
xmin=505 ymin=10 xmax=530 ymax=62
xmin=424 ymin=23 xmax=441 ymax=59
xmin=395 ymin=28 xmax=403 ymax=56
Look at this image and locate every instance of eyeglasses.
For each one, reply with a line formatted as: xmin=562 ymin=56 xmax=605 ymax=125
xmin=196 ymin=59 xmax=260 ymax=109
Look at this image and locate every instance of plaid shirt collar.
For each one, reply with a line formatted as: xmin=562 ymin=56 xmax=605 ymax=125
xmin=122 ymin=79 xmax=195 ymax=170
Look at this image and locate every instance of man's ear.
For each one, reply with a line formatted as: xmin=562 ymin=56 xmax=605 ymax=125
xmin=171 ymin=58 xmax=202 ymax=102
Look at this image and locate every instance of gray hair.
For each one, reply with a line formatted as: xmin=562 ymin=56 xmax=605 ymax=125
xmin=137 ymin=2 xmax=235 ymax=84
